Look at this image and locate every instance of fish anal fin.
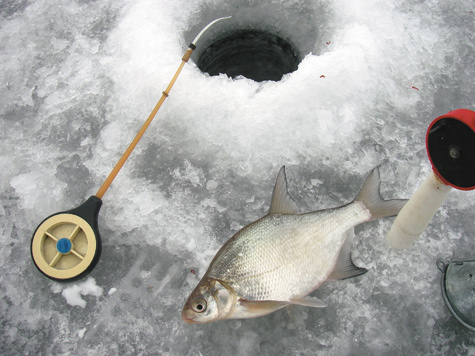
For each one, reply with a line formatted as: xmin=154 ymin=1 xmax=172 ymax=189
xmin=269 ymin=166 xmax=300 ymax=215
xmin=290 ymin=296 xmax=327 ymax=308
xmin=329 ymin=264 xmax=368 ymax=281
xmin=329 ymin=231 xmax=368 ymax=280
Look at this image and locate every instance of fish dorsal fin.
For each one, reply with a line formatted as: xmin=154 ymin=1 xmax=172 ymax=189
xmin=290 ymin=296 xmax=327 ymax=308
xmin=329 ymin=230 xmax=368 ymax=280
xmin=269 ymin=166 xmax=300 ymax=215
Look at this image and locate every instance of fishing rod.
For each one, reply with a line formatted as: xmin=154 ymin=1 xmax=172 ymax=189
xmin=31 ymin=16 xmax=232 ymax=282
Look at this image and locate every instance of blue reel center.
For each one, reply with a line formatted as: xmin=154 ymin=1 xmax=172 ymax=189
xmin=57 ymin=238 xmax=72 ymax=254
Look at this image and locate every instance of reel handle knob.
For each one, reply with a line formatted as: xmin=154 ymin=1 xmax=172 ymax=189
xmin=387 ymin=108 xmax=475 ymax=249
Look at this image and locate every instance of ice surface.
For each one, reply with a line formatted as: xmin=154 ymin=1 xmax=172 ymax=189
xmin=58 ymin=277 xmax=103 ymax=308
xmin=1 ymin=0 xmax=474 ymax=355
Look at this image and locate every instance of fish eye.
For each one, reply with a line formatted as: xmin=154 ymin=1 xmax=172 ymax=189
xmin=191 ymin=298 xmax=207 ymax=313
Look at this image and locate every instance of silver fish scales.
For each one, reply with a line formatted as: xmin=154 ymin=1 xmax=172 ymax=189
xmin=182 ymin=166 xmax=407 ymax=323
xmin=209 ymin=204 xmax=370 ymax=301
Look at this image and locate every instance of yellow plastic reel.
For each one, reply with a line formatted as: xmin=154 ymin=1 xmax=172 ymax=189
xmin=31 ymin=213 xmax=98 ymax=281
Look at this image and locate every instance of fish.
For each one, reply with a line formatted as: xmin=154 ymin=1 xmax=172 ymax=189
xmin=182 ymin=166 xmax=407 ymax=324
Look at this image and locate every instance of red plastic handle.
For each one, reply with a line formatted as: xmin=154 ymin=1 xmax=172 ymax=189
xmin=426 ymin=108 xmax=475 ymax=190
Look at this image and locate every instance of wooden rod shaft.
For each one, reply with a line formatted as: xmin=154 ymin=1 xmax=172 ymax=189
xmin=95 ymin=49 xmax=193 ymax=199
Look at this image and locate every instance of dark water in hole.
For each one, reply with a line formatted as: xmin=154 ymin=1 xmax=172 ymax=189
xmin=197 ymin=30 xmax=300 ymax=82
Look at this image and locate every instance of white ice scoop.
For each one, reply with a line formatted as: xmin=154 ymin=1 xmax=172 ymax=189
xmin=387 ymin=109 xmax=475 ymax=249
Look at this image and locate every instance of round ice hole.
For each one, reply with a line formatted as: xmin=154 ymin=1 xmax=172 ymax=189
xmin=197 ymin=30 xmax=300 ymax=82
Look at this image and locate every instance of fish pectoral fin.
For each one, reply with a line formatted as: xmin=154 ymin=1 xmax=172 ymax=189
xmin=269 ymin=166 xmax=300 ymax=215
xmin=329 ymin=230 xmax=368 ymax=280
xmin=236 ymin=299 xmax=289 ymax=318
xmin=241 ymin=299 xmax=289 ymax=311
xmin=290 ymin=296 xmax=327 ymax=308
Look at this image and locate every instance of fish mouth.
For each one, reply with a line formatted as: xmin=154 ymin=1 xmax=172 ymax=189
xmin=181 ymin=307 xmax=197 ymax=324
xmin=182 ymin=316 xmax=195 ymax=324
xmin=182 ymin=308 xmax=211 ymax=324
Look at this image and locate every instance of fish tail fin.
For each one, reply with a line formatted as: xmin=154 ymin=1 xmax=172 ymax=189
xmin=355 ymin=167 xmax=407 ymax=221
